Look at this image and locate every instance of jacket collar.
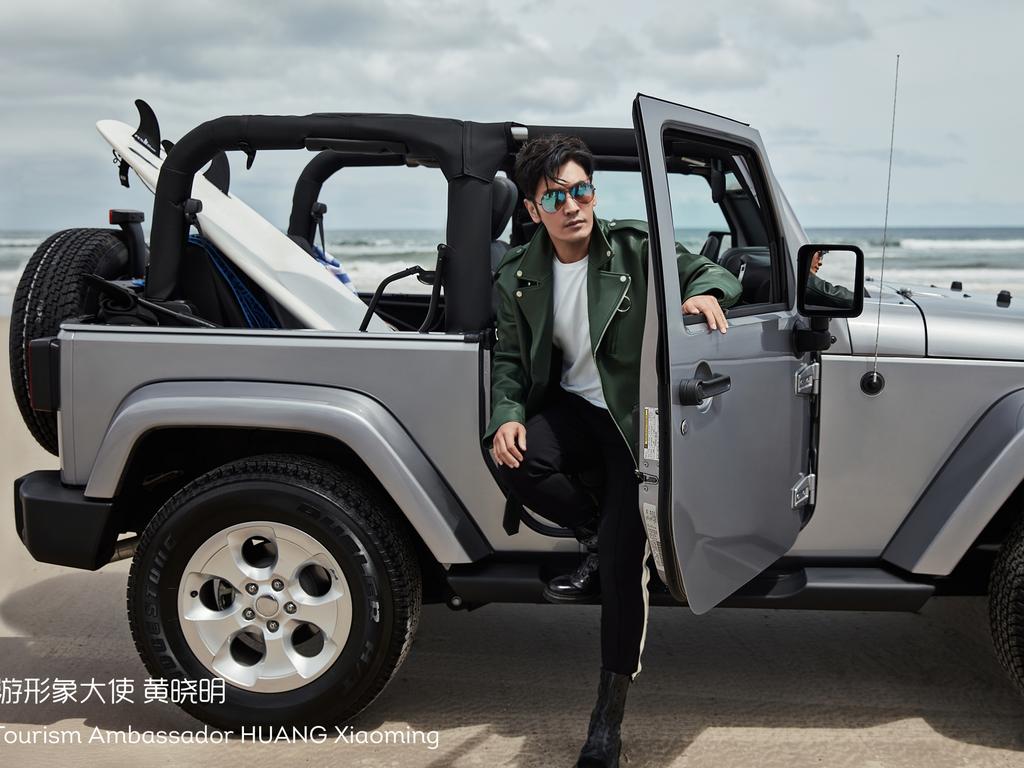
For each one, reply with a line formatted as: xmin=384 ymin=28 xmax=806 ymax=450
xmin=516 ymin=217 xmax=615 ymax=282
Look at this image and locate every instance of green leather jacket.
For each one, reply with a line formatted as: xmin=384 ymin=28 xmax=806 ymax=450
xmin=483 ymin=217 xmax=742 ymax=466
xmin=807 ymin=272 xmax=857 ymax=309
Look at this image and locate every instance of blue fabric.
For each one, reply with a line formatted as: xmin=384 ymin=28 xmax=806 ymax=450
xmin=187 ymin=235 xmax=278 ymax=329
xmin=312 ymin=244 xmax=358 ymax=294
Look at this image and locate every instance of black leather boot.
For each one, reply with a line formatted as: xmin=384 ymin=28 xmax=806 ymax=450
xmin=543 ymin=519 xmax=600 ymax=603
xmin=576 ymin=667 xmax=630 ymax=767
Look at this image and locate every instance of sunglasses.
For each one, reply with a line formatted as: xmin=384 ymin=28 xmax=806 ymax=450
xmin=534 ymin=181 xmax=596 ymax=214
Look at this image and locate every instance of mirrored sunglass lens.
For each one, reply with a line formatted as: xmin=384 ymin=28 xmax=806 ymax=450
xmin=571 ymin=182 xmax=595 ymax=202
xmin=541 ymin=190 xmax=565 ymax=213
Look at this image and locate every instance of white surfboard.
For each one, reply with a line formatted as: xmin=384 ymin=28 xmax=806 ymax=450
xmin=96 ymin=119 xmax=394 ymax=333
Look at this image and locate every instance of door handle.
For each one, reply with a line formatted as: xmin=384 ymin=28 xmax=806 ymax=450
xmin=679 ymin=372 xmax=731 ymax=405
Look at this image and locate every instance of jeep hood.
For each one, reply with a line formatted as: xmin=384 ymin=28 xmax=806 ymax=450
xmin=903 ymin=285 xmax=1024 ymax=361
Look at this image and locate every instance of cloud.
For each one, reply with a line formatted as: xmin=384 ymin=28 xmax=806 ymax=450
xmin=761 ymin=124 xmax=826 ymax=147
xmin=836 ymin=147 xmax=964 ymax=167
xmin=0 ymin=0 xmax=1020 ymax=229
xmin=741 ymin=0 xmax=871 ymax=46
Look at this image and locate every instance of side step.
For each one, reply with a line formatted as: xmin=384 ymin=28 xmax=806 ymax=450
xmin=444 ymin=560 xmax=934 ymax=612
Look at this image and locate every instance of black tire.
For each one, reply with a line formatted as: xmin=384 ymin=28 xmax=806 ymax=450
xmin=989 ymin=515 xmax=1024 ymax=697
xmin=126 ymin=454 xmax=422 ymax=730
xmin=9 ymin=228 xmax=129 ymax=454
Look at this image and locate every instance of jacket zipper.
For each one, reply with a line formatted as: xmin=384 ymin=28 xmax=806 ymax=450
xmin=592 ymin=276 xmax=638 ymax=469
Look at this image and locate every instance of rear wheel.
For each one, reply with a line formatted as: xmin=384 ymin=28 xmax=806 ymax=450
xmin=989 ymin=515 xmax=1024 ymax=697
xmin=8 ymin=228 xmax=129 ymax=454
xmin=127 ymin=454 xmax=421 ymax=729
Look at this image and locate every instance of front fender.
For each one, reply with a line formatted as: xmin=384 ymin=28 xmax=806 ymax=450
xmin=883 ymin=388 xmax=1024 ymax=575
xmin=85 ymin=380 xmax=491 ymax=564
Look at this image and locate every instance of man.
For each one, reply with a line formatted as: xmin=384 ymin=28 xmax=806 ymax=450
xmin=809 ymin=248 xmax=857 ymax=309
xmin=482 ymin=134 xmax=741 ymax=767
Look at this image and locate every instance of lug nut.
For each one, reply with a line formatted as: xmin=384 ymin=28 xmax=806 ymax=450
xmin=267 ymin=620 xmax=279 ymax=632
xmin=243 ymin=608 xmax=256 ymax=621
xmin=272 ymin=579 xmax=284 ymax=591
xmin=245 ymin=583 xmax=259 ymax=595
xmin=284 ymin=602 xmax=297 ymax=614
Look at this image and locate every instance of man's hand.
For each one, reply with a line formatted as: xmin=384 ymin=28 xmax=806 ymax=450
xmin=681 ymin=294 xmax=729 ymax=333
xmin=491 ymin=421 xmax=527 ymax=468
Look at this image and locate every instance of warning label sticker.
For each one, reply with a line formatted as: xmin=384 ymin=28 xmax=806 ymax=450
xmin=642 ymin=407 xmax=659 ymax=462
xmin=642 ymin=502 xmax=664 ymax=571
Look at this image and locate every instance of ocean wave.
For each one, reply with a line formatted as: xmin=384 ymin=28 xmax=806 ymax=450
xmin=327 ymin=238 xmax=400 ymax=248
xmin=324 ymin=245 xmax=438 ymax=261
xmin=878 ymin=267 xmax=1024 ymax=281
xmin=0 ymin=268 xmax=23 ymax=295
xmin=342 ymin=261 xmax=434 ymax=295
xmin=327 ymin=236 xmax=443 ymax=249
xmin=0 ymin=254 xmax=30 ymax=271
xmin=0 ymin=238 xmax=43 ymax=248
xmin=900 ymin=238 xmax=1024 ymax=251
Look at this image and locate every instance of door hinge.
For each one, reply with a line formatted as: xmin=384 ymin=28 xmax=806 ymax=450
xmin=635 ymin=470 xmax=659 ymax=485
xmin=795 ymin=362 xmax=820 ymax=396
xmin=791 ymin=473 xmax=816 ymax=509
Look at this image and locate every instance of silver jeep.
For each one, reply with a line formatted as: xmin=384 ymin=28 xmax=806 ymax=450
xmin=9 ymin=95 xmax=1024 ymax=730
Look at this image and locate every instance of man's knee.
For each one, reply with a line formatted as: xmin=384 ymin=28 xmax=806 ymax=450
xmin=494 ymin=458 xmax=545 ymax=496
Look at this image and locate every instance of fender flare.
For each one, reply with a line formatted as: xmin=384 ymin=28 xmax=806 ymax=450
xmin=85 ymin=380 xmax=491 ymax=564
xmin=883 ymin=388 xmax=1024 ymax=576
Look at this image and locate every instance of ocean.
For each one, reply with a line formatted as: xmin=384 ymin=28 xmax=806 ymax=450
xmin=2 ymin=227 xmax=1023 ymax=314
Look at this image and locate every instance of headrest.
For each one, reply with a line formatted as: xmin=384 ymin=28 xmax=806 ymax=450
xmin=491 ymin=176 xmax=519 ymax=241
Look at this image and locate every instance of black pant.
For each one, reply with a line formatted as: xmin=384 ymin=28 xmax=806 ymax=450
xmin=495 ymin=386 xmax=652 ymax=679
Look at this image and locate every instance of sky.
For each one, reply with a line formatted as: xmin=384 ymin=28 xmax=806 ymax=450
xmin=0 ymin=0 xmax=1021 ymax=231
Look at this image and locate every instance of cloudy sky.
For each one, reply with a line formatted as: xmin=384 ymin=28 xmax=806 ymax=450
xmin=0 ymin=0 xmax=1020 ymax=231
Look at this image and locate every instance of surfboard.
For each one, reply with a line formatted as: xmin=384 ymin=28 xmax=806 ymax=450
xmin=95 ymin=119 xmax=394 ymax=333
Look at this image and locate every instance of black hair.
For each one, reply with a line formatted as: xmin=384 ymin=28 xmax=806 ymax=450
xmin=513 ymin=134 xmax=594 ymax=202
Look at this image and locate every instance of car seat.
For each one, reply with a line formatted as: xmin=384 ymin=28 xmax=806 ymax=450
xmin=489 ymin=176 xmax=520 ymax=322
xmin=718 ymin=246 xmax=772 ymax=305
xmin=490 ymin=176 xmax=519 ymax=271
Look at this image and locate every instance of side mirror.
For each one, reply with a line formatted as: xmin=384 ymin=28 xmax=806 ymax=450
xmin=797 ymin=244 xmax=865 ymax=318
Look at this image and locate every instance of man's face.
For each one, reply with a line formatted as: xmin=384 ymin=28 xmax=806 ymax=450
xmin=524 ymin=159 xmax=596 ymax=251
xmin=811 ymin=251 xmax=823 ymax=274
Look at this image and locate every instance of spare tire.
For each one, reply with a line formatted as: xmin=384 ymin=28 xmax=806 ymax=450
xmin=8 ymin=228 xmax=130 ymax=455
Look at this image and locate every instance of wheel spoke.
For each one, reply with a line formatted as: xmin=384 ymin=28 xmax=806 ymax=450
xmin=182 ymin=603 xmax=246 ymax=652
xmin=259 ymin=634 xmax=298 ymax=679
xmin=196 ymin=539 xmax=254 ymax=588
xmin=211 ymin=634 xmax=261 ymax=688
xmin=291 ymin=589 xmax=351 ymax=640
xmin=275 ymin=538 xmax=319 ymax=582
xmin=226 ymin=526 xmax=279 ymax=580
xmin=290 ymin=636 xmax=336 ymax=679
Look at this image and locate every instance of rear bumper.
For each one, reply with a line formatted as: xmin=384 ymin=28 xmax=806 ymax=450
xmin=14 ymin=470 xmax=117 ymax=570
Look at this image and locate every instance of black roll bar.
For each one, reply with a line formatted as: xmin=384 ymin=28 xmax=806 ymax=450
xmin=146 ymin=113 xmax=509 ymax=315
xmin=286 ymin=151 xmax=405 ymax=245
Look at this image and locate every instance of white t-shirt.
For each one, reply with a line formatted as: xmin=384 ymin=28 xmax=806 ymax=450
xmin=551 ymin=254 xmax=608 ymax=409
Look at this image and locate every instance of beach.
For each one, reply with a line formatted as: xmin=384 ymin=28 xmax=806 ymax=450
xmin=1 ymin=314 xmax=1024 ymax=766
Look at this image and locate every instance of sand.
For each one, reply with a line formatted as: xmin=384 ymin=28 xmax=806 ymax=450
xmin=0 ymin=315 xmax=1023 ymax=767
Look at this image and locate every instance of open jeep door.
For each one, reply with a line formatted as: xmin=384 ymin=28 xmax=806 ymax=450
xmin=633 ymin=94 xmax=813 ymax=614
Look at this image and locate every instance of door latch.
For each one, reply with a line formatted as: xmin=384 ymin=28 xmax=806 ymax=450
xmin=635 ymin=470 xmax=659 ymax=486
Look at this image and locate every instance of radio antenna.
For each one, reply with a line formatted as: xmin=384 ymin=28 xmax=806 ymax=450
xmin=869 ymin=54 xmax=900 ymax=384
